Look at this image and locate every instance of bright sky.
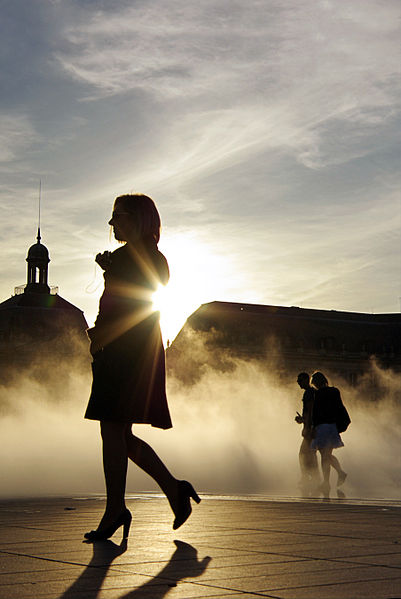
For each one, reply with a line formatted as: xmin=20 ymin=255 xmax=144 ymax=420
xmin=1 ymin=0 xmax=400 ymax=343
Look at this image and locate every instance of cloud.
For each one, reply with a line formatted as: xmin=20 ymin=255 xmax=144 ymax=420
xmin=4 ymin=1 xmax=399 ymax=187
xmin=0 ymin=114 xmax=37 ymax=163
xmin=55 ymin=1 xmax=399 ymax=97
xmin=45 ymin=0 xmax=401 ymax=263
xmin=54 ymin=0 xmax=400 ymax=165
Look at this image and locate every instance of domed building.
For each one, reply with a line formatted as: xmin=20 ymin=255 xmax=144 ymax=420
xmin=0 ymin=228 xmax=89 ymax=377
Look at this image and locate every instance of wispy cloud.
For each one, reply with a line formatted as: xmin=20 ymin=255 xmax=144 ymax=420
xmin=0 ymin=114 xmax=37 ymax=163
xmin=3 ymin=0 xmax=391 ymax=193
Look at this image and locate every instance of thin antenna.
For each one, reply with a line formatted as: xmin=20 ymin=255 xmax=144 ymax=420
xmin=37 ymin=179 xmax=41 ymax=243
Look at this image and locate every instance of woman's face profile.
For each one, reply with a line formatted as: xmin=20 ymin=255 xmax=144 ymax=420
xmin=108 ymin=202 xmax=132 ymax=242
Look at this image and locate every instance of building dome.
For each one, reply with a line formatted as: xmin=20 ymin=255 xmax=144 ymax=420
xmin=27 ymin=241 xmax=50 ymax=262
xmin=25 ymin=228 xmax=50 ymax=293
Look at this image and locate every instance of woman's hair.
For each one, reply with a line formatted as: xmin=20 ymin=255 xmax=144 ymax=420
xmin=114 ymin=194 xmax=161 ymax=243
xmin=311 ymin=371 xmax=328 ymax=388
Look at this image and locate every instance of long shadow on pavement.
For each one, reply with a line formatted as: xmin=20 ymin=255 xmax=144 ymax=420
xmin=59 ymin=539 xmax=211 ymax=599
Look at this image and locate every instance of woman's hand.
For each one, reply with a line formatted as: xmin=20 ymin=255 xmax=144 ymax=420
xmin=295 ymin=412 xmax=303 ymax=424
xmin=95 ymin=251 xmax=112 ymax=270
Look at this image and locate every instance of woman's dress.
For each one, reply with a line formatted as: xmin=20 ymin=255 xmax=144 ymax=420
xmin=84 ymin=242 xmax=172 ymax=429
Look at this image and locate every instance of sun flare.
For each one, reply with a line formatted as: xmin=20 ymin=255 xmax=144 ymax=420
xmin=152 ymin=233 xmax=232 ymax=345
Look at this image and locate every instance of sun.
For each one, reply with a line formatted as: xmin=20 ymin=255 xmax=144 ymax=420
xmin=152 ymin=283 xmax=192 ymax=347
xmin=152 ymin=233 xmax=231 ymax=346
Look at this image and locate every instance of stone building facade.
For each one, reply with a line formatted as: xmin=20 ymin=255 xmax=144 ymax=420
xmin=167 ymin=301 xmax=401 ymax=387
xmin=0 ymin=229 xmax=89 ymax=379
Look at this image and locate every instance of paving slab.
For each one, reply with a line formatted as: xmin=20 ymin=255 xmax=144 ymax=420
xmin=0 ymin=495 xmax=399 ymax=599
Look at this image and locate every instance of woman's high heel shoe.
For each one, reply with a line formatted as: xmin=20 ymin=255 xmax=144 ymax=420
xmin=84 ymin=508 xmax=132 ymax=541
xmin=173 ymin=480 xmax=201 ymax=530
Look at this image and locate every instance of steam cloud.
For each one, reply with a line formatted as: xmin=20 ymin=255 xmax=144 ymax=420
xmin=0 ymin=337 xmax=400 ymax=501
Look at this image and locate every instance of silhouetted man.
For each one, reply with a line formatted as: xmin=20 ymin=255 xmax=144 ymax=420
xmin=295 ymin=372 xmax=319 ymax=495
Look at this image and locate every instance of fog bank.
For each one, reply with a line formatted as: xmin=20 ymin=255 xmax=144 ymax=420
xmin=0 ymin=352 xmax=399 ymax=500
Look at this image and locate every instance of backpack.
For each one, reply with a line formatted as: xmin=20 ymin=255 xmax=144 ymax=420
xmin=336 ymin=402 xmax=351 ymax=433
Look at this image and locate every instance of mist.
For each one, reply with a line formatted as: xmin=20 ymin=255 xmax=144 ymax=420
xmin=0 ymin=343 xmax=400 ymax=501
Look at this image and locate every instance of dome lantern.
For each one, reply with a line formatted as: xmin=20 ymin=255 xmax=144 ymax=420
xmin=25 ymin=227 xmax=50 ymax=294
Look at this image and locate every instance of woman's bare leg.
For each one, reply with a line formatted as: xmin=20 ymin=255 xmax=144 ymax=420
xmin=319 ymin=448 xmax=332 ymax=496
xmin=125 ymin=429 xmax=178 ymax=507
xmin=329 ymin=454 xmax=342 ymax=474
xmin=97 ymin=420 xmax=129 ymax=529
xmin=123 ymin=427 xmax=199 ymax=529
xmin=330 ymin=454 xmax=347 ymax=485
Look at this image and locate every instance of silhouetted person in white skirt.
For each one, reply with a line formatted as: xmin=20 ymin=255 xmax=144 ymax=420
xmin=310 ymin=371 xmax=347 ymax=497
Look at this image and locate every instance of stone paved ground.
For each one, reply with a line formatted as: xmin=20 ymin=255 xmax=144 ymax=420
xmin=0 ymin=495 xmax=400 ymax=599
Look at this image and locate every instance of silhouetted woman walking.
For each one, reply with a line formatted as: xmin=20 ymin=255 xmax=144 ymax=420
xmin=310 ymin=371 xmax=348 ymax=497
xmin=84 ymin=194 xmax=200 ymax=541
